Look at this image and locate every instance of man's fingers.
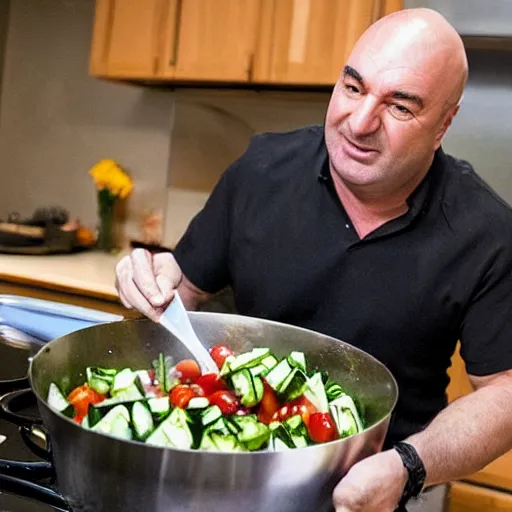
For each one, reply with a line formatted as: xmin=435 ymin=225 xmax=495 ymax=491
xmin=130 ymin=249 xmax=165 ymax=307
xmin=117 ymin=287 xmax=133 ymax=310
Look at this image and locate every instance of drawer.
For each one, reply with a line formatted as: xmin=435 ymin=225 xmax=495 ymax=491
xmin=448 ymin=481 xmax=512 ymax=512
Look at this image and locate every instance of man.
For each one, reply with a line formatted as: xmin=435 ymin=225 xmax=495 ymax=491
xmin=116 ymin=8 xmax=512 ymax=512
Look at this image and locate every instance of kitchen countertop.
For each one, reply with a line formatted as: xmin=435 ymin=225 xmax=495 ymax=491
xmin=0 ymin=250 xmax=128 ymax=301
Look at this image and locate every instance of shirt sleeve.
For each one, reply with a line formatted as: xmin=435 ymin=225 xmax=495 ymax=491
xmin=459 ymin=252 xmax=512 ymax=376
xmin=172 ymin=163 xmax=235 ymax=295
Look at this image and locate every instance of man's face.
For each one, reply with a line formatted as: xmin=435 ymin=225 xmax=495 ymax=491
xmin=325 ymin=32 xmax=457 ymax=193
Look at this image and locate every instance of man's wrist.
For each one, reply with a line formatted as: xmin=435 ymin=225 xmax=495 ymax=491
xmin=394 ymin=441 xmax=427 ymax=506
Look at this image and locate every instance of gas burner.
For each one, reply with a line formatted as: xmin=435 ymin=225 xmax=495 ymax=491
xmin=0 ymin=376 xmax=69 ymax=511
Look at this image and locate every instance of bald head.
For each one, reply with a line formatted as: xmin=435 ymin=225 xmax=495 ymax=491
xmin=352 ymin=8 xmax=468 ymax=110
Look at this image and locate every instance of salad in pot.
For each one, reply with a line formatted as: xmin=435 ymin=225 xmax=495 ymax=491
xmin=46 ymin=345 xmax=364 ymax=452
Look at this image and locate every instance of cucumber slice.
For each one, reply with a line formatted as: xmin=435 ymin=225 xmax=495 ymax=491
xmin=278 ymin=368 xmax=308 ymax=402
xmin=329 ymin=394 xmax=364 ymax=432
xmin=187 ymin=397 xmax=210 ymax=410
xmin=110 ymin=368 xmax=136 ymax=395
xmin=304 ymin=372 xmax=329 ymax=413
xmin=91 ymin=405 xmax=131 ymax=437
xmin=132 ymin=401 xmax=154 ymax=440
xmin=88 ymin=377 xmax=110 ymax=395
xmin=265 ymin=359 xmax=293 ymax=392
xmin=47 ymin=383 xmax=74 ymax=418
xmin=147 ymin=396 xmax=170 ymax=419
xmin=146 ymin=408 xmax=193 ymax=449
xmin=231 ymin=369 xmax=264 ymax=407
xmin=228 ymin=348 xmax=271 ymax=373
xmin=201 ymin=405 xmax=223 ymax=427
xmin=234 ymin=416 xmax=270 ymax=451
xmin=287 ymin=352 xmax=306 ymax=373
xmin=325 ymin=380 xmax=344 ymax=401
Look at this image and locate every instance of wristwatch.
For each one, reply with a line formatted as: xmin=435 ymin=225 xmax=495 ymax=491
xmin=394 ymin=441 xmax=427 ymax=506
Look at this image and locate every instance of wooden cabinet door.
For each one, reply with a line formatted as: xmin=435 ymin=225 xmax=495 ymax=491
xmin=159 ymin=0 xmax=262 ymax=82
xmin=448 ymin=482 xmax=512 ymax=512
xmin=258 ymin=0 xmax=375 ymax=85
xmin=90 ymin=0 xmax=166 ymax=79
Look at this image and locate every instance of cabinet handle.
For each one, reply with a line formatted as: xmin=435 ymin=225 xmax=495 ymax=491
xmin=169 ymin=0 xmax=183 ymax=66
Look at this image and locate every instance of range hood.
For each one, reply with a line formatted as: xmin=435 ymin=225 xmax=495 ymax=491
xmin=404 ymin=0 xmax=512 ymax=39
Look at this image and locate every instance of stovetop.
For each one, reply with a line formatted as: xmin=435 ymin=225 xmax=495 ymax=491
xmin=0 ymin=342 xmax=57 ymax=511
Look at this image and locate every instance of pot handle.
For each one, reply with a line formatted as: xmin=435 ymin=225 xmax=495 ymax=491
xmin=0 ymin=472 xmax=69 ymax=511
xmin=20 ymin=424 xmax=52 ymax=461
xmin=0 ymin=387 xmax=43 ymax=427
xmin=0 ymin=375 xmax=30 ymax=395
xmin=0 ymin=458 xmax=54 ymax=480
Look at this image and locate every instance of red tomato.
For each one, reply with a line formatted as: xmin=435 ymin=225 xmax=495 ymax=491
xmin=73 ymin=415 xmax=84 ymax=424
xmin=143 ymin=384 xmax=165 ymax=399
xmin=209 ymin=345 xmax=234 ymax=369
xmin=195 ymin=373 xmax=228 ymax=396
xmin=67 ymin=385 xmax=105 ymax=418
xmin=307 ymin=412 xmax=338 ymax=443
xmin=175 ymin=359 xmax=202 ymax=384
xmin=208 ymin=390 xmax=239 ymax=415
xmin=271 ymin=395 xmax=316 ymax=426
xmin=169 ymin=385 xmax=196 ymax=409
xmin=257 ymin=382 xmax=280 ymax=424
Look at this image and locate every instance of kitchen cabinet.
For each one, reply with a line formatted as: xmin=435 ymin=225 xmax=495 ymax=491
xmin=89 ymin=0 xmax=402 ymax=86
xmin=446 ymin=346 xmax=512 ymax=510
xmin=159 ymin=0 xmax=262 ymax=81
xmin=90 ymin=0 xmax=263 ymax=82
xmin=90 ymin=0 xmax=167 ymax=79
xmin=259 ymin=0 xmax=375 ymax=85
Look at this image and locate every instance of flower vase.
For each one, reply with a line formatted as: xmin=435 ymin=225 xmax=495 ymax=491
xmin=97 ymin=189 xmax=117 ymax=253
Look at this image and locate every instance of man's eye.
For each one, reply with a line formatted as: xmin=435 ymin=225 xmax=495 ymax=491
xmin=390 ymin=104 xmax=413 ymax=119
xmin=344 ymin=84 xmax=360 ymax=95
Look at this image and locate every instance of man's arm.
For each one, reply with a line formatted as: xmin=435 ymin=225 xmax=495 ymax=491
xmin=407 ymin=369 xmax=512 ymax=486
xmin=177 ymin=274 xmax=213 ymax=311
xmin=333 ymin=369 xmax=512 ymax=511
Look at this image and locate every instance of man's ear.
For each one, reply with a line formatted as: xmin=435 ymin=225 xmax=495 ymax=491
xmin=434 ymin=105 xmax=460 ymax=150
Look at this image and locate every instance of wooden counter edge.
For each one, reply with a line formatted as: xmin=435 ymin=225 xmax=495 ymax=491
xmin=0 ymin=273 xmax=119 ymax=303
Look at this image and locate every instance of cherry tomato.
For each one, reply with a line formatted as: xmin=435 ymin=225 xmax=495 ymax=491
xmin=257 ymin=382 xmax=280 ymax=424
xmin=67 ymin=384 xmax=105 ymax=418
xmin=307 ymin=412 xmax=338 ymax=443
xmin=209 ymin=345 xmax=234 ymax=369
xmin=73 ymin=415 xmax=84 ymax=424
xmin=175 ymin=359 xmax=202 ymax=384
xmin=271 ymin=395 xmax=316 ymax=426
xmin=143 ymin=384 xmax=165 ymax=399
xmin=208 ymin=390 xmax=239 ymax=415
xmin=169 ymin=385 xmax=196 ymax=409
xmin=195 ymin=373 xmax=228 ymax=396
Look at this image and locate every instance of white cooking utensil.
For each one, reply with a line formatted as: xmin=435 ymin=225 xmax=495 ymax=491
xmin=158 ymin=292 xmax=219 ymax=375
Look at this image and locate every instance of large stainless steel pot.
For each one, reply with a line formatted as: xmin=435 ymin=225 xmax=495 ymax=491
xmin=0 ymin=313 xmax=398 ymax=512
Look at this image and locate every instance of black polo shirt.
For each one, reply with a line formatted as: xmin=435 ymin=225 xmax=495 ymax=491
xmin=174 ymin=124 xmax=512 ymax=446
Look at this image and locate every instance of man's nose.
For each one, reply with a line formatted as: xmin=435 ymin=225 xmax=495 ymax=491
xmin=348 ymin=97 xmax=381 ymax=137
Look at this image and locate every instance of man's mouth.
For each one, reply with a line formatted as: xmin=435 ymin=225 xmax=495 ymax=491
xmin=340 ymin=134 xmax=379 ymax=161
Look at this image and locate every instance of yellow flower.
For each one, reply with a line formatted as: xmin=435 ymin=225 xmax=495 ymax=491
xmin=89 ymin=159 xmax=133 ymax=199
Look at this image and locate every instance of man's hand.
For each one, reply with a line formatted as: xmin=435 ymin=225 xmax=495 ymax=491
xmin=115 ymin=249 xmax=182 ymax=321
xmin=333 ymin=449 xmax=407 ymax=512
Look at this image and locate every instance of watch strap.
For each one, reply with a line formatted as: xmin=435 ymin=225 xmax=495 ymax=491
xmin=394 ymin=441 xmax=427 ymax=506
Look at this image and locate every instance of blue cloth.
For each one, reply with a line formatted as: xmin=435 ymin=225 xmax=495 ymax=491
xmin=0 ymin=295 xmax=124 ymax=342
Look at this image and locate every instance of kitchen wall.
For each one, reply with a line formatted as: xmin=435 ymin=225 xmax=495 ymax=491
xmin=0 ymin=0 xmax=8 ymax=107
xmin=442 ymin=48 xmax=512 ymax=203
xmin=0 ymin=0 xmax=174 ymax=243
